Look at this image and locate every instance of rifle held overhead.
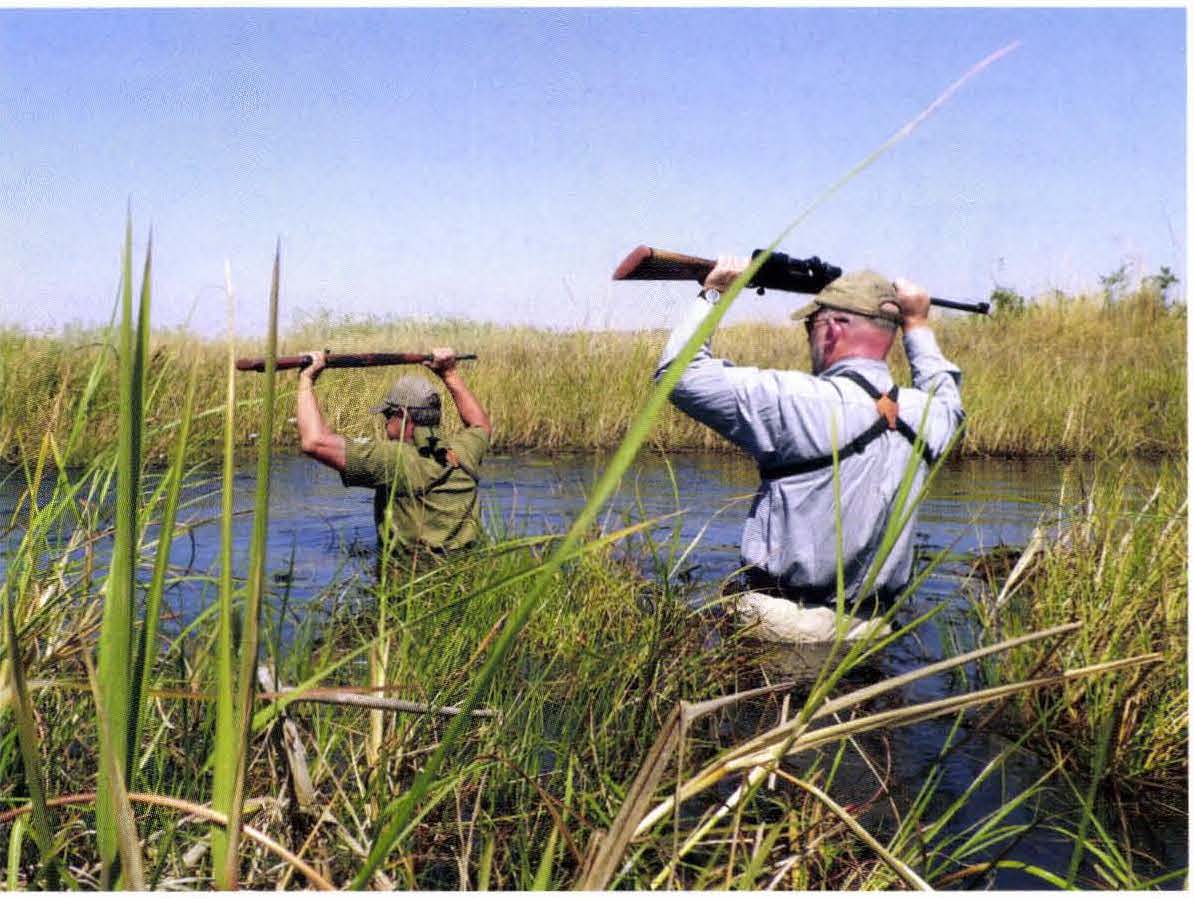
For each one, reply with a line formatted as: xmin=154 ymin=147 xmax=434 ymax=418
xmin=235 ymin=352 xmax=478 ymax=373
xmin=613 ymin=245 xmax=990 ymax=315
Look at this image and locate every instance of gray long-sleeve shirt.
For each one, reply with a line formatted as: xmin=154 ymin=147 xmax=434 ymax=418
xmin=656 ymin=297 xmax=964 ymax=603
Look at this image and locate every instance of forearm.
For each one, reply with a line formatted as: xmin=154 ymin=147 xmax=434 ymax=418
xmin=655 ymin=296 xmax=719 ymax=378
xmin=441 ymin=371 xmax=492 ymax=435
xmin=296 ymin=377 xmax=330 ymax=448
xmin=297 ymin=377 xmax=347 ymax=471
xmin=904 ymin=328 xmax=960 ymax=389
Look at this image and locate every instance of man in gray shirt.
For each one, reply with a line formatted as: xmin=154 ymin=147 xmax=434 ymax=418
xmin=655 ymin=255 xmax=964 ymax=643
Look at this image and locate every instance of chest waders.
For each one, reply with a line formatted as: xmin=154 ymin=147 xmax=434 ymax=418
xmin=757 ymin=370 xmax=937 ymax=481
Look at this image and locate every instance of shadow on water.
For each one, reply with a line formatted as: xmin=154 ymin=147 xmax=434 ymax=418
xmin=0 ymin=451 xmax=1185 ymax=887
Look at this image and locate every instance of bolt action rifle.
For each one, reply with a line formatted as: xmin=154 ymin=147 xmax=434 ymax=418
xmin=613 ymin=245 xmax=991 ymax=314
xmin=235 ymin=351 xmax=478 ymax=373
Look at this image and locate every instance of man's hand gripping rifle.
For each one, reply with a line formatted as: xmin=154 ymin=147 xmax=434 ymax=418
xmin=613 ymin=245 xmax=990 ymax=314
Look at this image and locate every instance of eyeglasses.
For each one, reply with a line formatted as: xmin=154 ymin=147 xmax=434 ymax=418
xmin=803 ymin=313 xmax=853 ymax=334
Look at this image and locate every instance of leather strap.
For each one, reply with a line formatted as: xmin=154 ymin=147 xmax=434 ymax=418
xmin=758 ymin=370 xmax=936 ymax=480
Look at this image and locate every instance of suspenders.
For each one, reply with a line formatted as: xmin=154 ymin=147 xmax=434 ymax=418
xmin=758 ymin=370 xmax=937 ymax=481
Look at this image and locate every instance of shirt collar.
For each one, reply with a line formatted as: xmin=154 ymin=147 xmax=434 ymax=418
xmin=819 ymin=356 xmax=891 ymax=380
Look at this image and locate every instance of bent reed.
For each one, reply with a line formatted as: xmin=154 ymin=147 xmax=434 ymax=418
xmin=0 ymin=285 xmax=1184 ymax=467
xmin=972 ymin=461 xmax=1187 ymax=806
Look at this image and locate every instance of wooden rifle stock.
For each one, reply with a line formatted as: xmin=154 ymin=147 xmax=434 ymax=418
xmin=612 ymin=246 xmax=717 ymax=283
xmin=613 ymin=244 xmax=991 ymax=315
xmin=235 ymin=352 xmax=478 ymax=373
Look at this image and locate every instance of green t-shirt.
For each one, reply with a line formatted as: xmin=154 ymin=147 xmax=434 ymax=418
xmin=341 ymin=425 xmax=489 ymax=558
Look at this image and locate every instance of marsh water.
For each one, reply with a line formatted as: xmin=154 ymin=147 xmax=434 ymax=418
xmin=0 ymin=452 xmax=1185 ymax=887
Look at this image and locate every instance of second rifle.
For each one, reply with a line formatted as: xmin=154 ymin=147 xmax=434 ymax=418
xmin=236 ymin=352 xmax=478 ymax=373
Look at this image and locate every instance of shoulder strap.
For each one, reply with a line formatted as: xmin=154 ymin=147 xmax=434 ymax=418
xmin=758 ymin=370 xmax=936 ymax=480
xmin=440 ymin=446 xmax=480 ymax=484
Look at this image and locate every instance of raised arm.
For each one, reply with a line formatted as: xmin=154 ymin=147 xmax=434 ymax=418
xmin=654 ymin=256 xmax=845 ymax=462
xmin=892 ymin=279 xmax=965 ymax=449
xmin=296 ymin=350 xmax=348 ymax=472
xmin=425 ymin=347 xmax=492 ymax=436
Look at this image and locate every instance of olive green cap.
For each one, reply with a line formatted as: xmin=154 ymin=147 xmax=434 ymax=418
xmin=790 ymin=269 xmax=901 ymax=323
xmin=370 ymin=375 xmax=442 ymax=425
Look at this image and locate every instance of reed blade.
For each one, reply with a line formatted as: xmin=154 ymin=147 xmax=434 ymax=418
xmin=220 ymin=243 xmax=281 ymax=887
xmin=95 ymin=214 xmax=145 ymax=885
xmin=209 ymin=261 xmax=239 ymax=885
xmin=130 ymin=352 xmax=199 ymax=774
xmin=3 ymin=587 xmax=58 ymax=889
xmin=84 ymin=652 xmax=145 ymax=890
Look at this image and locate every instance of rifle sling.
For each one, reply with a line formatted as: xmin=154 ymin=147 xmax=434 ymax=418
xmin=758 ymin=370 xmax=936 ymax=480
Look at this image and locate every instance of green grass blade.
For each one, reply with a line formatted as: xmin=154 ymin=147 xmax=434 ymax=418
xmin=3 ymin=586 xmax=58 ymax=889
xmin=209 ymin=261 xmax=239 ymax=885
xmin=531 ymin=822 xmax=559 ymax=890
xmin=129 ymin=352 xmax=200 ymax=776
xmin=95 ymin=214 xmax=143 ymax=885
xmin=84 ymin=652 xmax=145 ymax=890
xmin=5 ymin=816 xmax=26 ymax=890
xmin=220 ymin=243 xmax=281 ymax=887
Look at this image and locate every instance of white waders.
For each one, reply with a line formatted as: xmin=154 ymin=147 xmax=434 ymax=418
xmin=733 ymin=591 xmax=892 ymax=644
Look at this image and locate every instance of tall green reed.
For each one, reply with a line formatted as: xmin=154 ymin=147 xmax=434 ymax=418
xmin=211 ymin=248 xmax=281 ymax=888
xmin=94 ymin=218 xmax=150 ymax=887
xmin=348 ymin=39 xmax=1022 ymax=888
xmin=224 ymin=246 xmax=280 ymax=886
xmin=209 ymin=263 xmax=239 ymax=880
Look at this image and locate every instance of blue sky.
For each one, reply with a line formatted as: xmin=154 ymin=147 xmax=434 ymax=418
xmin=0 ymin=6 xmax=1185 ymax=336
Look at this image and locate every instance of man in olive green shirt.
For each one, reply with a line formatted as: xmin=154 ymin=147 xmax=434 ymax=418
xmin=296 ymin=347 xmax=492 ymax=573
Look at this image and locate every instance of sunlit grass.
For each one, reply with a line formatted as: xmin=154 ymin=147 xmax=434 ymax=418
xmin=0 ymin=256 xmax=1184 ymax=890
xmin=10 ymin=236 xmax=1171 ymax=887
xmin=0 ymin=286 xmax=1185 ymax=466
xmin=973 ymin=461 xmax=1187 ymax=802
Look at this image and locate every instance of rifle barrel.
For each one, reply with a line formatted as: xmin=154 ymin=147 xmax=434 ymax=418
xmin=235 ymin=352 xmax=478 ymax=373
xmin=929 ymin=296 xmax=990 ymax=315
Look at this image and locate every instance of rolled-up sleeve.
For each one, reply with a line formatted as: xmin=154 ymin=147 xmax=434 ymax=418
xmin=654 ymin=298 xmax=838 ymax=462
xmin=654 ymin=298 xmax=744 ymax=442
xmin=903 ymin=328 xmax=965 ymax=453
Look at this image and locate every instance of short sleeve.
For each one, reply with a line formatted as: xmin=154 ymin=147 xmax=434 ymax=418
xmin=341 ymin=441 xmax=416 ymax=490
xmin=451 ymin=427 xmax=491 ymax=472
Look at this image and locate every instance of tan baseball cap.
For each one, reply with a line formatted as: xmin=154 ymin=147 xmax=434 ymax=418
xmin=790 ymin=269 xmax=901 ymax=324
